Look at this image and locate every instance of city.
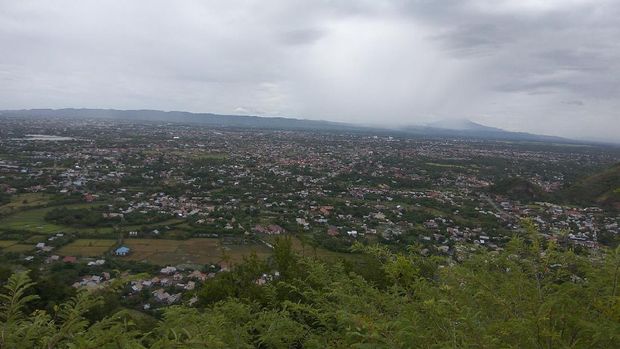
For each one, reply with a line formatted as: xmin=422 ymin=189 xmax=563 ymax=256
xmin=0 ymin=116 xmax=618 ymax=316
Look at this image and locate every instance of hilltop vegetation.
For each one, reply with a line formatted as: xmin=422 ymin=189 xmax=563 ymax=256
xmin=1 ymin=230 xmax=619 ymax=348
xmin=562 ymin=163 xmax=620 ymax=211
xmin=490 ymin=177 xmax=548 ymax=202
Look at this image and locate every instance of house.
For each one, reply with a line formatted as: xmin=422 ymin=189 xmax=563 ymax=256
xmin=160 ymin=266 xmax=177 ymax=274
xmin=152 ymin=289 xmax=181 ymax=304
xmin=36 ymin=242 xmax=46 ymax=249
xmin=63 ymin=256 xmax=77 ymax=263
xmin=373 ymin=212 xmax=386 ymax=220
xmin=188 ymin=270 xmax=207 ymax=281
xmin=152 ymin=289 xmax=170 ymax=302
xmin=46 ymin=255 xmax=60 ymax=263
xmin=115 ymin=246 xmax=130 ymax=256
xmin=424 ymin=221 xmax=439 ymax=229
xmin=253 ymin=224 xmax=285 ymax=235
xmin=184 ymin=281 xmax=196 ymax=290
xmin=87 ymin=259 xmax=106 ymax=266
xmin=319 ymin=206 xmax=334 ymax=216
xmin=438 ymin=245 xmax=450 ymax=253
xmin=327 ymin=226 xmax=339 ymax=237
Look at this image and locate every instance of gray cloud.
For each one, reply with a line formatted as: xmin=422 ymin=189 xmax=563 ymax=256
xmin=280 ymin=29 xmax=325 ymax=46
xmin=0 ymin=0 xmax=619 ymax=141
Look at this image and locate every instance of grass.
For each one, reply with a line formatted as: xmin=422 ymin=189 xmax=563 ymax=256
xmin=0 ymin=203 xmax=183 ymax=235
xmin=24 ymin=235 xmax=47 ymax=243
xmin=2 ymin=244 xmax=33 ymax=253
xmin=0 ymin=206 xmax=68 ymax=233
xmin=57 ymin=239 xmax=117 ymax=257
xmin=120 ymin=238 xmax=271 ymax=265
xmin=425 ymin=163 xmax=467 ymax=169
xmin=265 ymin=235 xmax=356 ymax=262
xmin=0 ymin=240 xmax=18 ymax=248
xmin=147 ymin=149 xmax=227 ymax=161
xmin=220 ymin=245 xmax=272 ymax=263
xmin=0 ymin=193 xmax=52 ymax=216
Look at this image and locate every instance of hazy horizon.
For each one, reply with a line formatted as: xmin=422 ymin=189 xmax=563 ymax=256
xmin=1 ymin=1 xmax=619 ymax=142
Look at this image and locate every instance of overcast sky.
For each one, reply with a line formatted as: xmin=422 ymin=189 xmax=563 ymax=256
xmin=1 ymin=1 xmax=619 ymax=141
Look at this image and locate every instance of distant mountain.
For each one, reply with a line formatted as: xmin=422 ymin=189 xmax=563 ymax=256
xmin=402 ymin=118 xmax=567 ymax=142
xmin=426 ymin=119 xmax=503 ymax=132
xmin=1 ymin=108 xmax=570 ymax=143
xmin=0 ymin=108 xmax=364 ymax=132
xmin=561 ymin=163 xmax=620 ymax=211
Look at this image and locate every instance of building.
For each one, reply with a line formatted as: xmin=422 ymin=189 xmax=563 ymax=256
xmin=115 ymin=246 xmax=130 ymax=256
xmin=63 ymin=256 xmax=77 ymax=263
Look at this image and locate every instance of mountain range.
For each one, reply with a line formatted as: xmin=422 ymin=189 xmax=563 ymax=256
xmin=0 ymin=108 xmax=568 ymax=142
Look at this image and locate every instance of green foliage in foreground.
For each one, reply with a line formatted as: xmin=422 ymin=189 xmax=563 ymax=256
xmin=1 ymin=230 xmax=619 ymax=348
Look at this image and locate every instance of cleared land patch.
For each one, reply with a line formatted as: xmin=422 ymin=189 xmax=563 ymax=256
xmin=2 ymin=244 xmax=33 ymax=253
xmin=57 ymin=239 xmax=117 ymax=257
xmin=0 ymin=204 xmax=94 ymax=233
xmin=0 ymin=193 xmax=52 ymax=216
xmin=0 ymin=240 xmax=18 ymax=248
xmin=120 ymin=238 xmax=271 ymax=265
xmin=0 ymin=203 xmax=182 ymax=234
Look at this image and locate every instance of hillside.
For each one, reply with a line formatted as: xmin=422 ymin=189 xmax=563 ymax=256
xmin=0 ymin=233 xmax=619 ymax=348
xmin=562 ymin=163 xmax=620 ymax=210
xmin=490 ymin=177 xmax=548 ymax=202
xmin=404 ymin=118 xmax=568 ymax=142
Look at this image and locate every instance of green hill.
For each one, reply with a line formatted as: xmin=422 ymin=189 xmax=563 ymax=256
xmin=562 ymin=163 xmax=620 ymax=210
xmin=1 ymin=232 xmax=619 ymax=348
xmin=490 ymin=177 xmax=548 ymax=202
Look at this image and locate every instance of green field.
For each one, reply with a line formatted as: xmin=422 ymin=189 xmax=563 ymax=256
xmin=57 ymin=239 xmax=117 ymax=257
xmin=0 ymin=240 xmax=18 ymax=248
xmin=0 ymin=206 xmax=67 ymax=233
xmin=0 ymin=203 xmax=183 ymax=235
xmin=2 ymin=244 xmax=33 ymax=253
xmin=24 ymin=235 xmax=47 ymax=243
xmin=0 ymin=193 xmax=53 ymax=216
xmin=120 ymin=238 xmax=271 ymax=265
xmin=425 ymin=162 xmax=468 ymax=169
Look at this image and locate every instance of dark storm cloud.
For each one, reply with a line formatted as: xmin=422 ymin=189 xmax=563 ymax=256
xmin=0 ymin=0 xmax=619 ymax=141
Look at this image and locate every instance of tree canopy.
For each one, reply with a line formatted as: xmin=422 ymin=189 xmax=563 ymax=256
xmin=1 ymin=231 xmax=619 ymax=348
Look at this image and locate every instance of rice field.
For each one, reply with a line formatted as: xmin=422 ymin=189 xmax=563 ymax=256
xmin=120 ymin=238 xmax=271 ymax=265
xmin=0 ymin=193 xmax=52 ymax=216
xmin=2 ymin=244 xmax=33 ymax=253
xmin=0 ymin=203 xmax=182 ymax=235
xmin=0 ymin=240 xmax=18 ymax=248
xmin=0 ymin=206 xmax=68 ymax=233
xmin=57 ymin=239 xmax=117 ymax=257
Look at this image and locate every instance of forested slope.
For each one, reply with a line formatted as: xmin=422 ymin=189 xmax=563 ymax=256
xmin=1 ymin=225 xmax=619 ymax=348
xmin=562 ymin=163 xmax=620 ymax=211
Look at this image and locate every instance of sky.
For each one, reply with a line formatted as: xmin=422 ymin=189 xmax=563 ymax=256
xmin=1 ymin=1 xmax=619 ymax=141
